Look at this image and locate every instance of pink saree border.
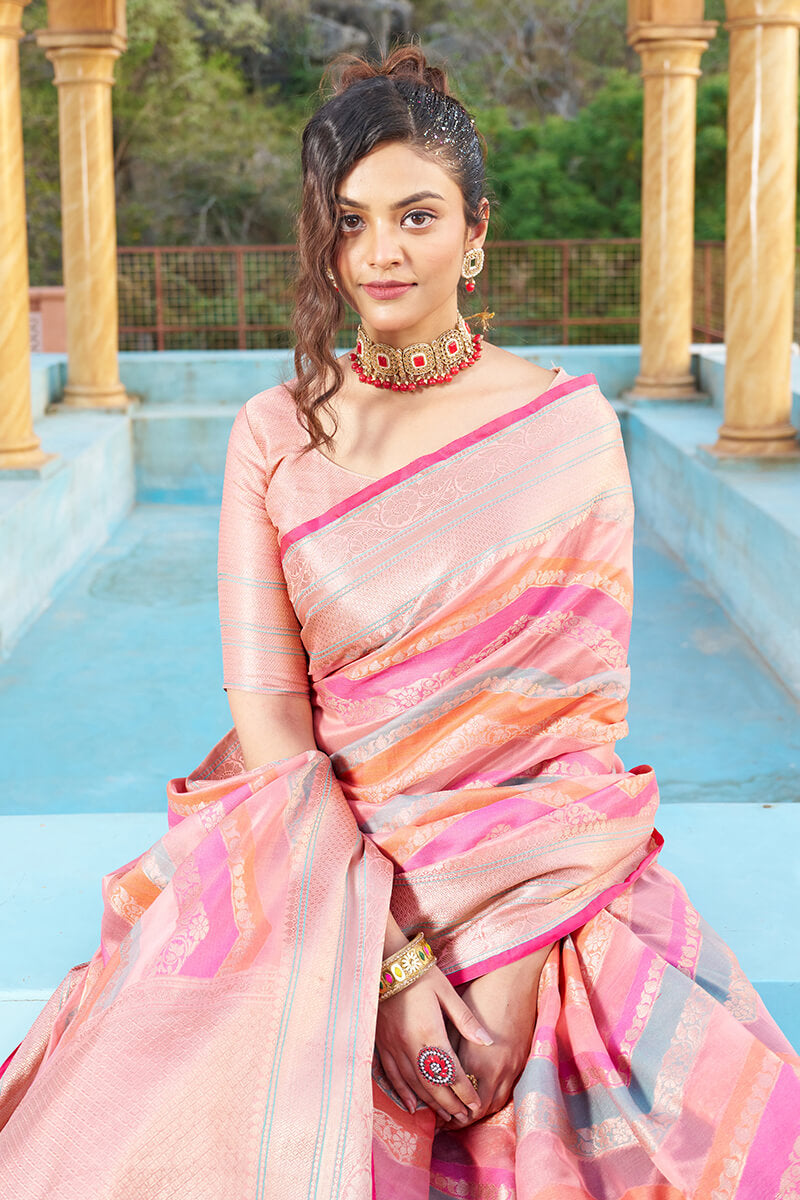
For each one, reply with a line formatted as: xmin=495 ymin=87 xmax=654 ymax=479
xmin=279 ymin=372 xmax=598 ymax=556
xmin=0 ymin=1045 xmax=19 ymax=1080
xmin=444 ymin=825 xmax=665 ymax=987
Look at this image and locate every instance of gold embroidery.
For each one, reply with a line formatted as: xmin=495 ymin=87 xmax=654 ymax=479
xmin=778 ymin=1132 xmax=800 ymax=1199
xmin=107 ymin=882 xmax=145 ymax=926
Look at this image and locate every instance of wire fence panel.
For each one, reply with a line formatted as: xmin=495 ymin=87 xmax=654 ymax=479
xmin=118 ymin=240 xmax=796 ymax=351
xmin=119 ymin=245 xmax=299 ymax=351
xmin=693 ymin=242 xmax=725 ymax=342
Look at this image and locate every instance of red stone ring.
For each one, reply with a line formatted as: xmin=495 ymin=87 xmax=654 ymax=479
xmin=417 ymin=1045 xmax=456 ymax=1086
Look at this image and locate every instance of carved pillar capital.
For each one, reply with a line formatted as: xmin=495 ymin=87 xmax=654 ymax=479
xmin=36 ymin=25 xmax=125 ymax=86
xmin=629 ymin=31 xmax=717 ymax=79
xmin=0 ymin=1 xmax=30 ymax=43
xmin=724 ymin=0 xmax=800 ymax=32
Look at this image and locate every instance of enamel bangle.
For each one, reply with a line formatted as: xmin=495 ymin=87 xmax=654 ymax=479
xmin=378 ymin=932 xmax=436 ymax=1002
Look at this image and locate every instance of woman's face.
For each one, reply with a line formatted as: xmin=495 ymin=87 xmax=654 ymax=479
xmin=333 ymin=141 xmax=488 ymax=347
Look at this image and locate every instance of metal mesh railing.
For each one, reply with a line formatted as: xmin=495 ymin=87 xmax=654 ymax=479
xmin=118 ymin=245 xmax=298 ymax=351
xmin=118 ymin=239 xmax=731 ymax=351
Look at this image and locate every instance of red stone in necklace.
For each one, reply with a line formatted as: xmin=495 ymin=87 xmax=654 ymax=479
xmin=350 ymin=314 xmax=482 ymax=392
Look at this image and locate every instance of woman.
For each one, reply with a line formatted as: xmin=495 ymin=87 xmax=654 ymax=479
xmin=1 ymin=47 xmax=798 ymax=1200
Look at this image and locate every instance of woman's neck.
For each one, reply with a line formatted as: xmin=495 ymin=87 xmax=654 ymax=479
xmin=358 ymin=305 xmax=462 ymax=350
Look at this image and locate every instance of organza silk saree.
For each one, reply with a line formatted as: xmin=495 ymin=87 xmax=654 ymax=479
xmin=1 ymin=370 xmax=798 ymax=1199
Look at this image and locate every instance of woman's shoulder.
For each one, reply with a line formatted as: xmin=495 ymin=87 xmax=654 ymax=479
xmin=481 ymin=345 xmax=614 ymax=415
xmin=241 ymin=380 xmax=300 ymax=431
xmin=233 ymin=380 xmax=307 ymax=467
xmin=480 ymin=344 xmax=557 ymax=392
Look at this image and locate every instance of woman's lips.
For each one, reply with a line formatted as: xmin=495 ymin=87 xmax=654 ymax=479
xmin=361 ymin=282 xmax=415 ymax=300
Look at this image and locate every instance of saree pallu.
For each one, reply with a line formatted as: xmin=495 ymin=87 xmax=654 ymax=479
xmin=1 ymin=372 xmax=798 ymax=1199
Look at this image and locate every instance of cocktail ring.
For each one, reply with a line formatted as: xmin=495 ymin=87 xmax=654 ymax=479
xmin=417 ymin=1045 xmax=456 ymax=1086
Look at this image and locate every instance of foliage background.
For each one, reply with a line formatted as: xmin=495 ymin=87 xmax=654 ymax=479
xmin=20 ymin=0 xmax=733 ymax=285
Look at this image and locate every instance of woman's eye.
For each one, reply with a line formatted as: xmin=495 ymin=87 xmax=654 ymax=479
xmin=339 ymin=213 xmax=363 ymax=231
xmin=403 ymin=210 xmax=436 ymax=228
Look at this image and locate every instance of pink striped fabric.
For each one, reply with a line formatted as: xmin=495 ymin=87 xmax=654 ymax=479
xmin=1 ymin=370 xmax=798 ymax=1198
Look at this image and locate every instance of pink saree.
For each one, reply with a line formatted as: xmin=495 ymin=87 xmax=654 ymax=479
xmin=1 ymin=370 xmax=798 ymax=1199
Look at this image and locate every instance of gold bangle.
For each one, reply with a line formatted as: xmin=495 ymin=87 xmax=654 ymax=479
xmin=379 ymin=932 xmax=436 ymax=1002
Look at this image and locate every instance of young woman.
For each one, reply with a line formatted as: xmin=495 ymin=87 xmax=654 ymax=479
xmin=1 ymin=47 xmax=799 ymax=1200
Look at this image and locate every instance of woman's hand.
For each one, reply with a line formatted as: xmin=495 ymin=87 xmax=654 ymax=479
xmin=375 ymin=962 xmax=493 ymax=1126
xmin=439 ymin=945 xmax=552 ymax=1131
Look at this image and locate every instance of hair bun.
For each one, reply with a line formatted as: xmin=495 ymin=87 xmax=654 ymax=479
xmin=330 ymin=44 xmax=450 ymax=98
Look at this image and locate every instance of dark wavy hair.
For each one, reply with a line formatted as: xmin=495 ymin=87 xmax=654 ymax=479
xmin=291 ymin=45 xmax=487 ymax=451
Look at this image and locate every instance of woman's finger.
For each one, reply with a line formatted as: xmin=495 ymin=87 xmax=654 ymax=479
xmin=379 ymin=1048 xmax=418 ymax=1115
xmin=407 ymin=1044 xmax=474 ymax=1124
xmin=450 ymin=1070 xmax=481 ymax=1114
xmin=435 ymin=978 xmax=494 ymax=1048
xmin=397 ymin=1053 xmax=457 ymax=1123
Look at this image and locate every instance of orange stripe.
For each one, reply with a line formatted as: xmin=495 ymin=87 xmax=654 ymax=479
xmin=341 ymin=692 xmax=626 ymax=792
xmin=347 ymin=553 xmax=631 ymax=682
xmin=694 ymin=1039 xmax=771 ymax=1196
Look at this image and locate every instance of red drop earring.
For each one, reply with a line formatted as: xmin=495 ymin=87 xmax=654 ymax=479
xmin=462 ymin=247 xmax=484 ymax=294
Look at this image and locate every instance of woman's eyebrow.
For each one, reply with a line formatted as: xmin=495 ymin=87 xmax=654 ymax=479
xmin=334 ymin=190 xmax=445 ymax=210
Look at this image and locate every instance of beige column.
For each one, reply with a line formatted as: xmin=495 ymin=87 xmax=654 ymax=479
xmin=0 ymin=0 xmax=53 ymax=470
xmin=37 ymin=15 xmax=127 ymax=408
xmin=627 ymin=2 xmax=717 ymax=399
xmin=708 ymin=0 xmax=800 ymax=457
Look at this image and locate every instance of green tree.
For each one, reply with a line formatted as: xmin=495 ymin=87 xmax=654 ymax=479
xmin=483 ymin=70 xmax=730 ymax=243
xmin=21 ymin=0 xmax=312 ymax=282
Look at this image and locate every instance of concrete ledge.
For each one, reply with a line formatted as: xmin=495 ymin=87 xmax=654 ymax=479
xmin=132 ymin=405 xmax=236 ymax=503
xmin=695 ymin=346 xmax=800 ymax=428
xmin=622 ymin=401 xmax=800 ymax=699
xmin=30 ymin=354 xmax=67 ymax=421
xmin=0 ymin=804 xmax=796 ymax=1055
xmin=120 ymin=349 xmax=294 ymax=406
xmin=0 ymin=411 xmax=134 ymax=657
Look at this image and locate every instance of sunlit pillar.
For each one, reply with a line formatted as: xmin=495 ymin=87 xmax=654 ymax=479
xmin=708 ymin=0 xmax=800 ymax=457
xmin=36 ymin=3 xmax=127 ymax=408
xmin=0 ymin=0 xmax=53 ymax=470
xmin=627 ymin=2 xmax=717 ymax=399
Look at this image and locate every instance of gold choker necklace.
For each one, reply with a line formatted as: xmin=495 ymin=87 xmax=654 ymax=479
xmin=350 ymin=314 xmax=481 ymax=392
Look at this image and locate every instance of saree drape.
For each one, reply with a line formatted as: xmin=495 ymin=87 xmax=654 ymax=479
xmin=1 ymin=370 xmax=798 ymax=1199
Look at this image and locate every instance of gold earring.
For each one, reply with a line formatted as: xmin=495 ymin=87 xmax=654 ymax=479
xmin=462 ymin=247 xmax=484 ymax=293
xmin=325 ymin=267 xmax=339 ymax=292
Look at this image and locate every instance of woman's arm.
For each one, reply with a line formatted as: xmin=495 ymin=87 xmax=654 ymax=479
xmin=226 ymin=689 xmax=317 ymax=771
xmin=229 ymin=686 xmax=489 ymax=1124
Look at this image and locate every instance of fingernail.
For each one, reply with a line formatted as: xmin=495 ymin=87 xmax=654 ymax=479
xmin=455 ymin=1112 xmax=468 ymax=1125
xmin=476 ymin=1026 xmax=494 ymax=1045
xmin=468 ymin=1102 xmax=480 ymax=1114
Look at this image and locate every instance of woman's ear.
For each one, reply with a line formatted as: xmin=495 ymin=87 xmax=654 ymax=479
xmin=467 ymin=198 xmax=490 ymax=251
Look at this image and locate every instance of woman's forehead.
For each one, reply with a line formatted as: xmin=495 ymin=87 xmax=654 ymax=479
xmin=337 ymin=142 xmax=461 ymax=202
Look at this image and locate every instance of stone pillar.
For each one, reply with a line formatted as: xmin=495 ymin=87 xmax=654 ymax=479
xmin=0 ymin=0 xmax=53 ymax=470
xmin=626 ymin=2 xmax=717 ymax=399
xmin=37 ymin=3 xmax=127 ymax=409
xmin=708 ymin=0 xmax=800 ymax=457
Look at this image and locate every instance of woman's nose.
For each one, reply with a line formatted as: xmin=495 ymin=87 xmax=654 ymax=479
xmin=365 ymin=222 xmax=402 ymax=269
